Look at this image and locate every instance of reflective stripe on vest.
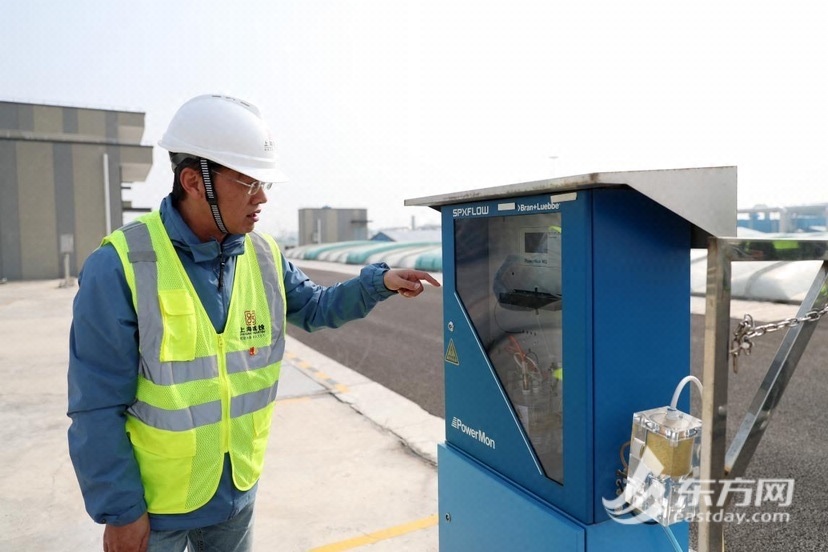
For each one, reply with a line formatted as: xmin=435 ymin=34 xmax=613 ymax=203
xmin=104 ymin=212 xmax=287 ymax=514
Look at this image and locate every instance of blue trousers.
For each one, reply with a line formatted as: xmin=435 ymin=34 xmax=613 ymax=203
xmin=148 ymin=503 xmax=255 ymax=552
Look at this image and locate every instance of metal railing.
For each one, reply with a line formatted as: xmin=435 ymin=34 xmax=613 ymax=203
xmin=698 ymin=237 xmax=828 ymax=551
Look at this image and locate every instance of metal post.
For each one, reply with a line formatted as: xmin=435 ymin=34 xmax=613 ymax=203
xmin=103 ymin=152 xmax=112 ymax=235
xmin=58 ymin=234 xmax=75 ymax=288
xmin=63 ymin=252 xmax=72 ymax=288
xmin=698 ymin=237 xmax=731 ymax=552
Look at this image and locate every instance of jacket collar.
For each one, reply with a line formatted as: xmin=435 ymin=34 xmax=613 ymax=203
xmin=159 ymin=195 xmax=246 ymax=263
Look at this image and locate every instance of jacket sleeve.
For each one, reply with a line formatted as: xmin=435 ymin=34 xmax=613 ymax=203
xmin=282 ymin=255 xmax=396 ymax=332
xmin=67 ymin=244 xmax=147 ymax=526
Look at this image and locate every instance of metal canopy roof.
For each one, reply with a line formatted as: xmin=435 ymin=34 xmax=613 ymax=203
xmin=406 ymin=166 xmax=737 ymax=246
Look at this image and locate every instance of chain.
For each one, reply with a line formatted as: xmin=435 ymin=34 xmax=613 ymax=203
xmin=730 ymin=303 xmax=828 ymax=372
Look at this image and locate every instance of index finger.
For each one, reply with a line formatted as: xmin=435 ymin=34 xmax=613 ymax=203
xmin=416 ymin=271 xmax=441 ymax=287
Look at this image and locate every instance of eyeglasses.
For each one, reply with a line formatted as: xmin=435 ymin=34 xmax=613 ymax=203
xmin=211 ymin=170 xmax=273 ymax=196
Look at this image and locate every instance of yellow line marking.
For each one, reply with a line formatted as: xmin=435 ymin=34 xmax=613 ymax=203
xmin=309 ymin=514 xmax=438 ymax=552
xmin=288 ymin=354 xmax=350 ymax=394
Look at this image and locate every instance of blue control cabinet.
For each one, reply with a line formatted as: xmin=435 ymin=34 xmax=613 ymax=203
xmin=407 ymin=168 xmax=736 ymax=551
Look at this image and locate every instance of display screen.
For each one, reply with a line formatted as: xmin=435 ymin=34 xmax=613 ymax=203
xmin=524 ymin=232 xmax=548 ymax=254
xmin=455 ymin=212 xmax=564 ymax=483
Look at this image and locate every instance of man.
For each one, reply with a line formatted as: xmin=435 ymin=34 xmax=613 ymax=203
xmin=67 ymin=94 xmax=440 ymax=552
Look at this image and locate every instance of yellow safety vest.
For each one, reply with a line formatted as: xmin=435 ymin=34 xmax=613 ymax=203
xmin=104 ymin=212 xmax=287 ymax=514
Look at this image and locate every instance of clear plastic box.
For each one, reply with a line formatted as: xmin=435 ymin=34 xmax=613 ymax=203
xmin=624 ymin=406 xmax=702 ymax=526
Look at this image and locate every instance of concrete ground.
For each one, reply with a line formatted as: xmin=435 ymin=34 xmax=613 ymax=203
xmin=0 ymin=280 xmax=441 ymax=551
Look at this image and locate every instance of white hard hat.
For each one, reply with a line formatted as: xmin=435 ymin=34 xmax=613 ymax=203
xmin=159 ymin=94 xmax=287 ymax=183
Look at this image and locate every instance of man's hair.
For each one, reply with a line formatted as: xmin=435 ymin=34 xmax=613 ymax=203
xmin=170 ymin=154 xmax=202 ymax=204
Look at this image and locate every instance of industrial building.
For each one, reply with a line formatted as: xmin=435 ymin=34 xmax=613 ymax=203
xmin=0 ymin=100 xmax=152 ymax=280
xmin=737 ymin=203 xmax=828 ymax=233
xmin=298 ymin=207 xmax=369 ymax=245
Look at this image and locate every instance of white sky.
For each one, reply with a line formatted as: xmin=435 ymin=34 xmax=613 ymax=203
xmin=3 ymin=0 xmax=827 ymax=238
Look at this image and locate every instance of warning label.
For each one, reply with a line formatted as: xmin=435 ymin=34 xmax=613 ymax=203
xmin=445 ymin=339 xmax=460 ymax=365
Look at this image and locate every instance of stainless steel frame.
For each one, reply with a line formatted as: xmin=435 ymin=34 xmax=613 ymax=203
xmin=699 ymin=237 xmax=828 ymax=552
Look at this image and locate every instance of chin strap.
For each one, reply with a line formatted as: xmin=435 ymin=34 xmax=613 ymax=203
xmin=199 ymin=158 xmax=228 ymax=235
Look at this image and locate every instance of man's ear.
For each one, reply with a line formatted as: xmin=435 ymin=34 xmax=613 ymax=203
xmin=179 ymin=166 xmax=203 ymax=199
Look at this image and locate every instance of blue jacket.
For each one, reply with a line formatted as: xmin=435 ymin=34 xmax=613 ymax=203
xmin=67 ymin=195 xmax=395 ymax=530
